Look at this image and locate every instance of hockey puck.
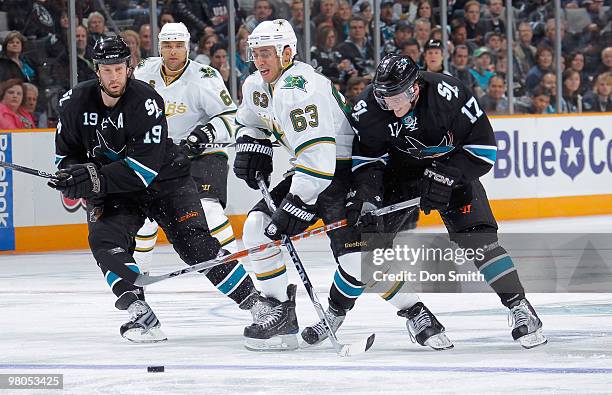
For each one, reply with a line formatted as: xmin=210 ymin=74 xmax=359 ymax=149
xmin=147 ymin=366 xmax=165 ymax=372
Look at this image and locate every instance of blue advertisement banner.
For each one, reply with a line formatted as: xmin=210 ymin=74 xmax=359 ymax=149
xmin=0 ymin=133 xmax=15 ymax=251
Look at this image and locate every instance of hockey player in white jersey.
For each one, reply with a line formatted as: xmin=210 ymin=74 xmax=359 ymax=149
xmin=233 ymin=19 xmax=452 ymax=351
xmin=133 ymin=23 xmax=238 ymax=273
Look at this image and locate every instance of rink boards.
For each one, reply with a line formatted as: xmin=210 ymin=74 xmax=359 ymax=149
xmin=1 ymin=113 xmax=610 ymax=252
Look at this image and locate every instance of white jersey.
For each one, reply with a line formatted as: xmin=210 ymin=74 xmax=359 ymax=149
xmin=236 ymin=61 xmax=354 ymax=204
xmin=133 ymin=57 xmax=237 ymax=155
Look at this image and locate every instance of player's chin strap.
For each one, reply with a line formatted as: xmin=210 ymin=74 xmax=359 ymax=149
xmin=133 ymin=196 xmax=421 ymax=287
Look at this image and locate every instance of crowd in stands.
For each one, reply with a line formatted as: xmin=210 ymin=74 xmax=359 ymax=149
xmin=0 ymin=0 xmax=609 ymax=129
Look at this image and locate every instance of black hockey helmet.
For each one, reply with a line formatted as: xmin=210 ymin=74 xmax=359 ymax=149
xmin=373 ymin=54 xmax=419 ymax=110
xmin=92 ymin=36 xmax=131 ymax=68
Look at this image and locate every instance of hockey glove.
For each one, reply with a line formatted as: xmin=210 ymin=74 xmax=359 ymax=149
xmin=346 ymin=191 xmax=384 ymax=233
xmin=49 ymin=163 xmax=105 ymax=200
xmin=419 ymin=161 xmax=461 ymax=215
xmin=264 ymin=193 xmax=317 ymax=240
xmin=233 ymin=135 xmax=273 ymax=190
xmin=180 ymin=123 xmax=216 ymax=156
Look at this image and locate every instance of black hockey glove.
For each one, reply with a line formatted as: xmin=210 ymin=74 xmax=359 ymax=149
xmin=180 ymin=123 xmax=216 ymax=156
xmin=264 ymin=193 xmax=317 ymax=240
xmin=346 ymin=190 xmax=384 ymax=233
xmin=233 ymin=135 xmax=273 ymax=190
xmin=419 ymin=161 xmax=461 ymax=215
xmin=49 ymin=163 xmax=106 ymax=200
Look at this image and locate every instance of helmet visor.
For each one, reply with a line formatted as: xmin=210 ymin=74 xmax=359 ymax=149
xmin=374 ymin=85 xmax=416 ymax=111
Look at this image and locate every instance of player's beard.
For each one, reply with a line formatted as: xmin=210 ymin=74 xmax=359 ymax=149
xmin=99 ymin=74 xmax=129 ymax=98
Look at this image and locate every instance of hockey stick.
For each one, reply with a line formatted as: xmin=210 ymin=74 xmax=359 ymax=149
xmin=0 ymin=161 xmax=59 ymax=180
xmin=133 ymin=197 xmax=421 ymax=287
xmin=256 ymin=176 xmax=375 ymax=357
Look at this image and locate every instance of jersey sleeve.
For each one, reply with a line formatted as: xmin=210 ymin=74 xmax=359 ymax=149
xmin=275 ymin=86 xmax=336 ymax=205
xmin=444 ymin=87 xmax=497 ymax=183
xmin=54 ymin=89 xmax=87 ymax=169
xmin=99 ymin=93 xmax=170 ymax=193
xmin=349 ymin=99 xmax=388 ymax=203
xmin=234 ymin=78 xmax=273 ymax=141
xmin=197 ymin=66 xmax=237 ymax=143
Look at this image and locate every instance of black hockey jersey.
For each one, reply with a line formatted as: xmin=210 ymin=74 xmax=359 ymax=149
xmin=350 ymin=71 xmax=497 ymax=186
xmin=54 ymin=79 xmax=190 ymax=195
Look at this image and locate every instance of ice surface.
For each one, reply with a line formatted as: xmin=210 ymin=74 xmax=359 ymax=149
xmin=1 ymin=216 xmax=611 ymax=394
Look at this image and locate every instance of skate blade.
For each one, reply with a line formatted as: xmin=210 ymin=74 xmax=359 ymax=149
xmin=518 ymin=329 xmax=548 ymax=349
xmin=244 ymin=334 xmax=299 ymax=351
xmin=123 ymin=327 xmax=168 ymax=343
xmin=424 ymin=333 xmax=454 ymax=350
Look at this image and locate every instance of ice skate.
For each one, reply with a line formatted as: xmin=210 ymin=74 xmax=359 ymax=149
xmin=508 ymin=299 xmax=547 ymax=349
xmin=300 ymin=301 xmax=346 ymax=347
xmin=397 ymin=302 xmax=454 ymax=350
xmin=242 ymin=284 xmax=299 ymax=351
xmin=120 ymin=300 xmax=167 ymax=343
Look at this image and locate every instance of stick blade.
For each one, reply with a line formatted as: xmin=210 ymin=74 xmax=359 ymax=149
xmin=338 ymin=333 xmax=376 ymax=357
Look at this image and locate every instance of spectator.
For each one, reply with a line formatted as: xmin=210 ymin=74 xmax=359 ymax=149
xmin=235 ymin=27 xmax=251 ymax=84
xmin=449 ymin=44 xmax=480 ymax=95
xmin=334 ymin=16 xmax=375 ymax=77
xmin=383 ymin=20 xmax=414 ymax=55
xmin=562 ymin=69 xmax=582 ymax=113
xmin=397 ymin=0 xmax=418 ymax=23
xmin=450 ymin=20 xmax=476 ymax=54
xmin=399 ymin=38 xmax=421 ymax=65
xmin=0 ymin=79 xmax=35 ymax=129
xmin=583 ymin=0 xmax=608 ymax=28
xmin=514 ymin=22 xmax=537 ymax=78
xmin=121 ymin=30 xmax=142 ymax=69
xmin=75 ymin=25 xmax=96 ymax=82
xmin=463 ymin=1 xmax=486 ymax=46
xmin=22 ymin=82 xmax=40 ymax=126
xmin=314 ymin=0 xmax=340 ymax=37
xmin=484 ymin=32 xmax=502 ymax=57
xmin=527 ymin=87 xmax=552 ymax=114
xmin=209 ymin=44 xmax=231 ymax=88
xmin=525 ymin=46 xmax=554 ymax=93
xmin=567 ymin=50 xmax=589 ymax=93
xmin=311 ymin=25 xmax=343 ymax=82
xmin=86 ymin=12 xmax=108 ymax=49
xmin=416 ymin=0 xmax=436 ymax=26
xmin=202 ymin=0 xmax=245 ymax=39
xmin=423 ymin=39 xmax=448 ymax=74
xmin=139 ymin=24 xmax=153 ymax=58
xmin=0 ymin=31 xmax=36 ymax=83
xmin=335 ymin=0 xmax=353 ymax=41
xmin=479 ymin=74 xmax=508 ymax=115
xmin=481 ymin=0 xmax=505 ymax=35
xmin=380 ymin=0 xmax=397 ymax=50
xmin=173 ymin=0 xmax=207 ymax=38
xmin=159 ymin=12 xmax=175 ymax=27
xmin=290 ymin=0 xmax=317 ymax=58
xmin=469 ymin=47 xmax=495 ymax=93
xmin=354 ymin=2 xmax=373 ymax=31
xmin=245 ymin=0 xmax=275 ymax=32
xmin=194 ymin=33 xmax=219 ymax=65
xmin=344 ymin=76 xmax=366 ymax=105
xmin=582 ymin=72 xmax=611 ymax=112
xmin=538 ymin=18 xmax=576 ymax=55
xmin=594 ymin=46 xmax=612 ymax=76
xmin=414 ymin=18 xmax=431 ymax=49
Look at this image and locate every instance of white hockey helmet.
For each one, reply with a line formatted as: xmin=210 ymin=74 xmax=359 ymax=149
xmin=158 ymin=22 xmax=191 ymax=57
xmin=247 ymin=19 xmax=297 ymax=62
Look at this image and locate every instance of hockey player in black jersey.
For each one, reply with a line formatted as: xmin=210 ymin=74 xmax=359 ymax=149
xmin=304 ymin=54 xmax=547 ymax=349
xmin=48 ymin=37 xmax=273 ymax=343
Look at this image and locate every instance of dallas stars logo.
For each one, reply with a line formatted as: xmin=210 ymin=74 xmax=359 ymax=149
xmin=200 ymin=67 xmax=216 ymax=78
xmin=281 ymin=75 xmax=307 ymax=92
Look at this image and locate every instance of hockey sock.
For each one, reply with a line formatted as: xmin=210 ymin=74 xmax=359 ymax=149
xmin=201 ymin=198 xmax=238 ymax=253
xmin=206 ymin=260 xmax=255 ymax=305
xmin=379 ymin=281 xmax=421 ymax=310
xmin=475 ymin=243 xmax=525 ymax=308
xmin=243 ymin=211 xmax=289 ymax=302
xmin=134 ymin=218 xmax=158 ymax=274
xmin=329 ymin=253 xmax=365 ymax=311
xmin=101 ymin=263 xmax=143 ymax=299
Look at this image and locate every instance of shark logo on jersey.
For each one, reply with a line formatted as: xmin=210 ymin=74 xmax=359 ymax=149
xmin=200 ymin=67 xmax=216 ymax=78
xmin=92 ymin=130 xmax=126 ymax=162
xmin=281 ymin=75 xmax=307 ymax=92
xmin=396 ymin=131 xmax=455 ymax=159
